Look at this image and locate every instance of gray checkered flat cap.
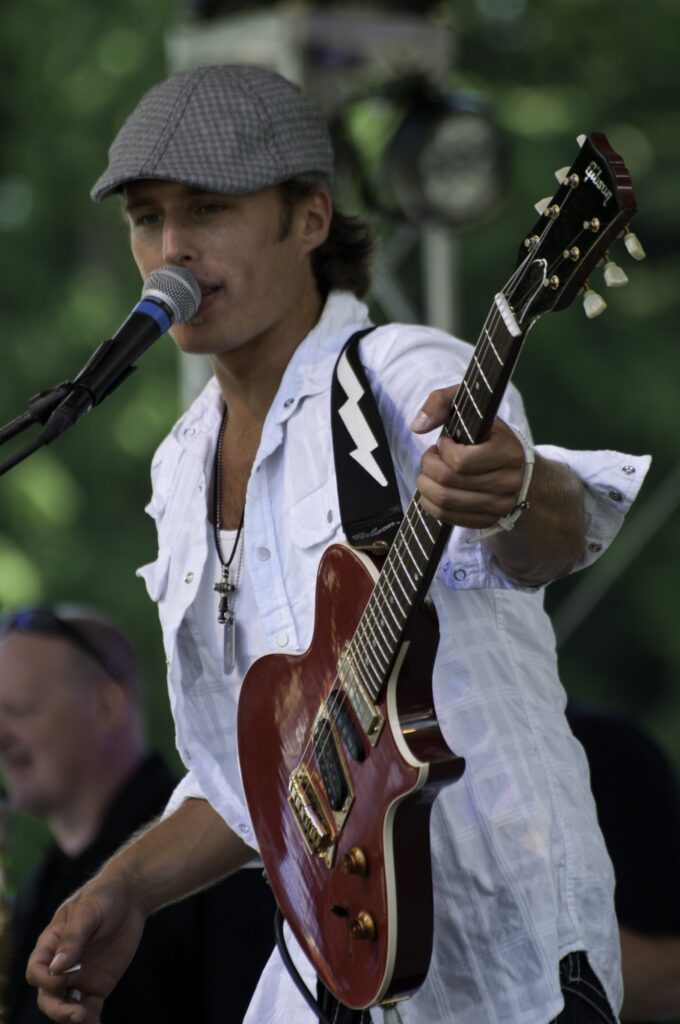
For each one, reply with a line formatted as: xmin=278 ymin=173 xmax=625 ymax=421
xmin=91 ymin=64 xmax=334 ymax=201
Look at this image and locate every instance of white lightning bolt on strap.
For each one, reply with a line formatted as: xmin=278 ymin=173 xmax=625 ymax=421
xmin=336 ymin=350 xmax=388 ymax=487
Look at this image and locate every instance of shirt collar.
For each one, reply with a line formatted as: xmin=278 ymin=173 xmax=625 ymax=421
xmin=271 ymin=291 xmax=371 ymax=414
xmin=171 ymin=290 xmax=372 ymax=450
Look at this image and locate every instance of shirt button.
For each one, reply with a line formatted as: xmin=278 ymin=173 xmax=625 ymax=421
xmin=184 ymin=571 xmax=195 ymax=583
xmin=588 ymin=541 xmax=603 ymax=553
xmin=622 ymin=465 xmax=636 ymax=475
xmin=453 ymin=568 xmax=467 ymax=581
xmin=284 ymin=398 xmax=294 ymax=408
xmin=256 ymin=547 xmax=271 ymax=561
xmin=238 ymin=823 xmax=249 ymax=835
xmin=609 ymin=490 xmax=623 ymax=502
xmin=183 ymin=427 xmax=196 ymax=438
xmin=276 ymin=632 xmax=289 ymax=648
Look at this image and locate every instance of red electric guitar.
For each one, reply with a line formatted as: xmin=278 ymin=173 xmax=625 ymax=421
xmin=237 ymin=133 xmax=640 ymax=1010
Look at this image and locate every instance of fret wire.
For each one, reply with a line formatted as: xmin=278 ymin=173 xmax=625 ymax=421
xmin=483 ymin=326 xmax=504 ymax=366
xmin=403 ymin=509 xmax=431 ymax=562
xmin=372 ymin=581 xmax=406 ymax=641
xmin=345 ymin=644 xmax=381 ymax=697
xmin=401 ymin=531 xmax=427 ymax=573
xmin=394 ymin=515 xmax=423 ymax=565
xmin=349 ymin=634 xmax=385 ymax=687
xmin=390 ymin=540 xmax=421 ymax=593
xmin=461 ymin=379 xmax=483 ymax=420
xmin=354 ymin=585 xmax=404 ymax=697
xmin=448 ymin=414 xmax=474 ymax=444
xmin=354 ymin=618 xmax=390 ymax=671
xmin=405 ymin=503 xmax=432 ymax=561
xmin=382 ymin=571 xmax=409 ymax=619
xmin=414 ymin=505 xmax=438 ymax=545
xmin=369 ymin=599 xmax=400 ymax=645
xmin=472 ymin=354 xmax=493 ymax=393
xmin=373 ymin=585 xmax=402 ymax=633
xmin=362 ymin=593 xmax=399 ymax=654
xmin=382 ymin=551 xmax=413 ymax=604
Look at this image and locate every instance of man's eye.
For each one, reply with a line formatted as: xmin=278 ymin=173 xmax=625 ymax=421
xmin=135 ymin=212 xmax=161 ymax=227
xmin=197 ymin=203 xmax=226 ymax=215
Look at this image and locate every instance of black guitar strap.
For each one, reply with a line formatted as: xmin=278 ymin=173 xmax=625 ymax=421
xmin=331 ymin=327 xmax=403 ymax=552
xmin=313 ymin=329 xmax=403 ymax=1023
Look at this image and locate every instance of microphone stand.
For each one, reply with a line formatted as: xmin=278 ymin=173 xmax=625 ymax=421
xmin=0 ymin=381 xmax=73 ymax=478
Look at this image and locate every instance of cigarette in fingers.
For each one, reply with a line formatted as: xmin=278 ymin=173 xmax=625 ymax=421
xmin=62 ymin=963 xmax=82 ymax=974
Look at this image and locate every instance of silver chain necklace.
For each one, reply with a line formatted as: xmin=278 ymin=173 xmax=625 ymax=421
xmin=212 ymin=408 xmax=245 ymax=673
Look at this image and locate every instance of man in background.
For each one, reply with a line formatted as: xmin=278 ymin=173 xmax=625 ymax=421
xmin=0 ymin=605 xmax=276 ymax=1023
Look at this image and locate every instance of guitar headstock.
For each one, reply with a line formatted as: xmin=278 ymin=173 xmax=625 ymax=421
xmin=510 ymin=132 xmax=642 ymax=329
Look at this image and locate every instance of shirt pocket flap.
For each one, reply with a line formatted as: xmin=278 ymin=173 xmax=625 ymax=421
xmin=288 ymin=480 xmax=341 ymax=550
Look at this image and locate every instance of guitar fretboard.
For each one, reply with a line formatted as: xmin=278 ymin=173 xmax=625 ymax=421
xmin=346 ymin=293 xmax=527 ymax=703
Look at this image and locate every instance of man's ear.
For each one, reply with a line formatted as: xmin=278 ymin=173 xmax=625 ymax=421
xmin=95 ymin=677 xmax=128 ymax=729
xmin=299 ymin=187 xmax=332 ymax=254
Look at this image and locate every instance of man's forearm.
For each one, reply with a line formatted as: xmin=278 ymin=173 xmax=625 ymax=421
xmin=485 ymin=454 xmax=586 ymax=586
xmin=97 ymin=796 xmax=255 ymax=916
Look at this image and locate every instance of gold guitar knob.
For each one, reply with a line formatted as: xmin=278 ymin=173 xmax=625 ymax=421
xmin=342 ymin=846 xmax=368 ymax=876
xmin=350 ymin=911 xmax=376 ymax=941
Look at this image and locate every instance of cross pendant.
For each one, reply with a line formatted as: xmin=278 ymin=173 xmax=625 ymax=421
xmin=214 ymin=566 xmax=235 ymax=625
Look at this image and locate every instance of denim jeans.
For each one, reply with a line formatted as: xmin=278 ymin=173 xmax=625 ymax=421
xmin=317 ymin=951 xmax=617 ymax=1023
xmin=550 ymin=952 xmax=618 ymax=1023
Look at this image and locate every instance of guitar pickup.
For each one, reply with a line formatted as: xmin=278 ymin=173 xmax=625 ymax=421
xmin=313 ymin=717 xmax=350 ymax=811
xmin=328 ymin=689 xmax=365 ymax=762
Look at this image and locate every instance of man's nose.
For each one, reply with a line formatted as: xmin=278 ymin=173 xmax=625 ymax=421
xmin=162 ymin=221 xmax=198 ymax=266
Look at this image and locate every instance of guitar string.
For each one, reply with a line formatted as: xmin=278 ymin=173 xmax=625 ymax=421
xmin=318 ymin=213 xmax=558 ymax=736
xmin=351 ymin=184 xmax=594 ymax=692
xmin=305 ymin=190 xmax=590 ymax=790
xmin=305 ymin=239 xmax=545 ymax=778
xmin=303 ymin=285 xmax=524 ymax=779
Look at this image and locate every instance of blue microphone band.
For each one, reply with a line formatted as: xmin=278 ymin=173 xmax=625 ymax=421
xmin=135 ymin=299 xmax=173 ymax=333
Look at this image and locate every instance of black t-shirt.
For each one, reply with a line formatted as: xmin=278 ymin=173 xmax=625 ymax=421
xmin=8 ymin=753 xmax=276 ymax=1024
xmin=566 ymin=703 xmax=680 ymax=935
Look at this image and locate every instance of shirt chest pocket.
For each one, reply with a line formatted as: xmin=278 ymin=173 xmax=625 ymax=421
xmin=287 ymin=477 xmax=343 ymax=552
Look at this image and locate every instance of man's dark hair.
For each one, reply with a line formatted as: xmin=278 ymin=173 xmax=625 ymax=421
xmin=278 ymin=180 xmax=375 ymax=299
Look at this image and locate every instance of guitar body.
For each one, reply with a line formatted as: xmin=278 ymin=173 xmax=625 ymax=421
xmin=237 ymin=543 xmax=465 ymax=1009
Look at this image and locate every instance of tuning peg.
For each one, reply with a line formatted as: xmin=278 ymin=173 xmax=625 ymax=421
xmin=623 ymin=229 xmax=646 ymax=261
xmin=583 ymin=287 xmax=607 ymax=318
xmin=576 ymin=134 xmax=587 ymax=147
xmin=534 ymin=197 xmax=552 ymax=215
xmin=603 ymin=260 xmax=629 ymax=288
xmin=554 ymin=166 xmax=570 ymax=184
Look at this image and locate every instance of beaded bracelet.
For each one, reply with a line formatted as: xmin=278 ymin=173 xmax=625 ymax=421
xmin=465 ymin=428 xmax=535 ymax=543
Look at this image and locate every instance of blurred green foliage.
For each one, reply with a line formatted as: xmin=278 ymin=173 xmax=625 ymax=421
xmin=0 ymin=0 xmax=677 ymax=931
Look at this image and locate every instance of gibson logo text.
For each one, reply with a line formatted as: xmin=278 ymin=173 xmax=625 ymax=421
xmin=584 ymin=161 xmax=613 ymax=206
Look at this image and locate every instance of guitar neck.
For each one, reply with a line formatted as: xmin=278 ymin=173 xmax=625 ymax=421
xmin=348 ymin=293 xmax=528 ymax=704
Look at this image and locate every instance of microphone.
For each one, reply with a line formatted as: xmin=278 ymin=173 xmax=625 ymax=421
xmin=39 ymin=265 xmax=200 ymax=443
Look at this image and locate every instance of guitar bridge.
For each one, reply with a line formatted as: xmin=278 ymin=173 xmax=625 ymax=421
xmin=288 ymin=765 xmax=337 ymax=868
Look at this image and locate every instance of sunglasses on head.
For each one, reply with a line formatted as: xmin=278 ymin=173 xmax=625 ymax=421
xmin=0 ymin=608 xmax=116 ymax=679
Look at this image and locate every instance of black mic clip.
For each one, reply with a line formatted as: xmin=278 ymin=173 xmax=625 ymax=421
xmin=38 ymin=337 xmax=139 ymax=445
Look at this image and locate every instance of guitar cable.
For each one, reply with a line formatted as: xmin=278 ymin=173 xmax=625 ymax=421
xmin=274 ymin=907 xmax=335 ymax=1024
